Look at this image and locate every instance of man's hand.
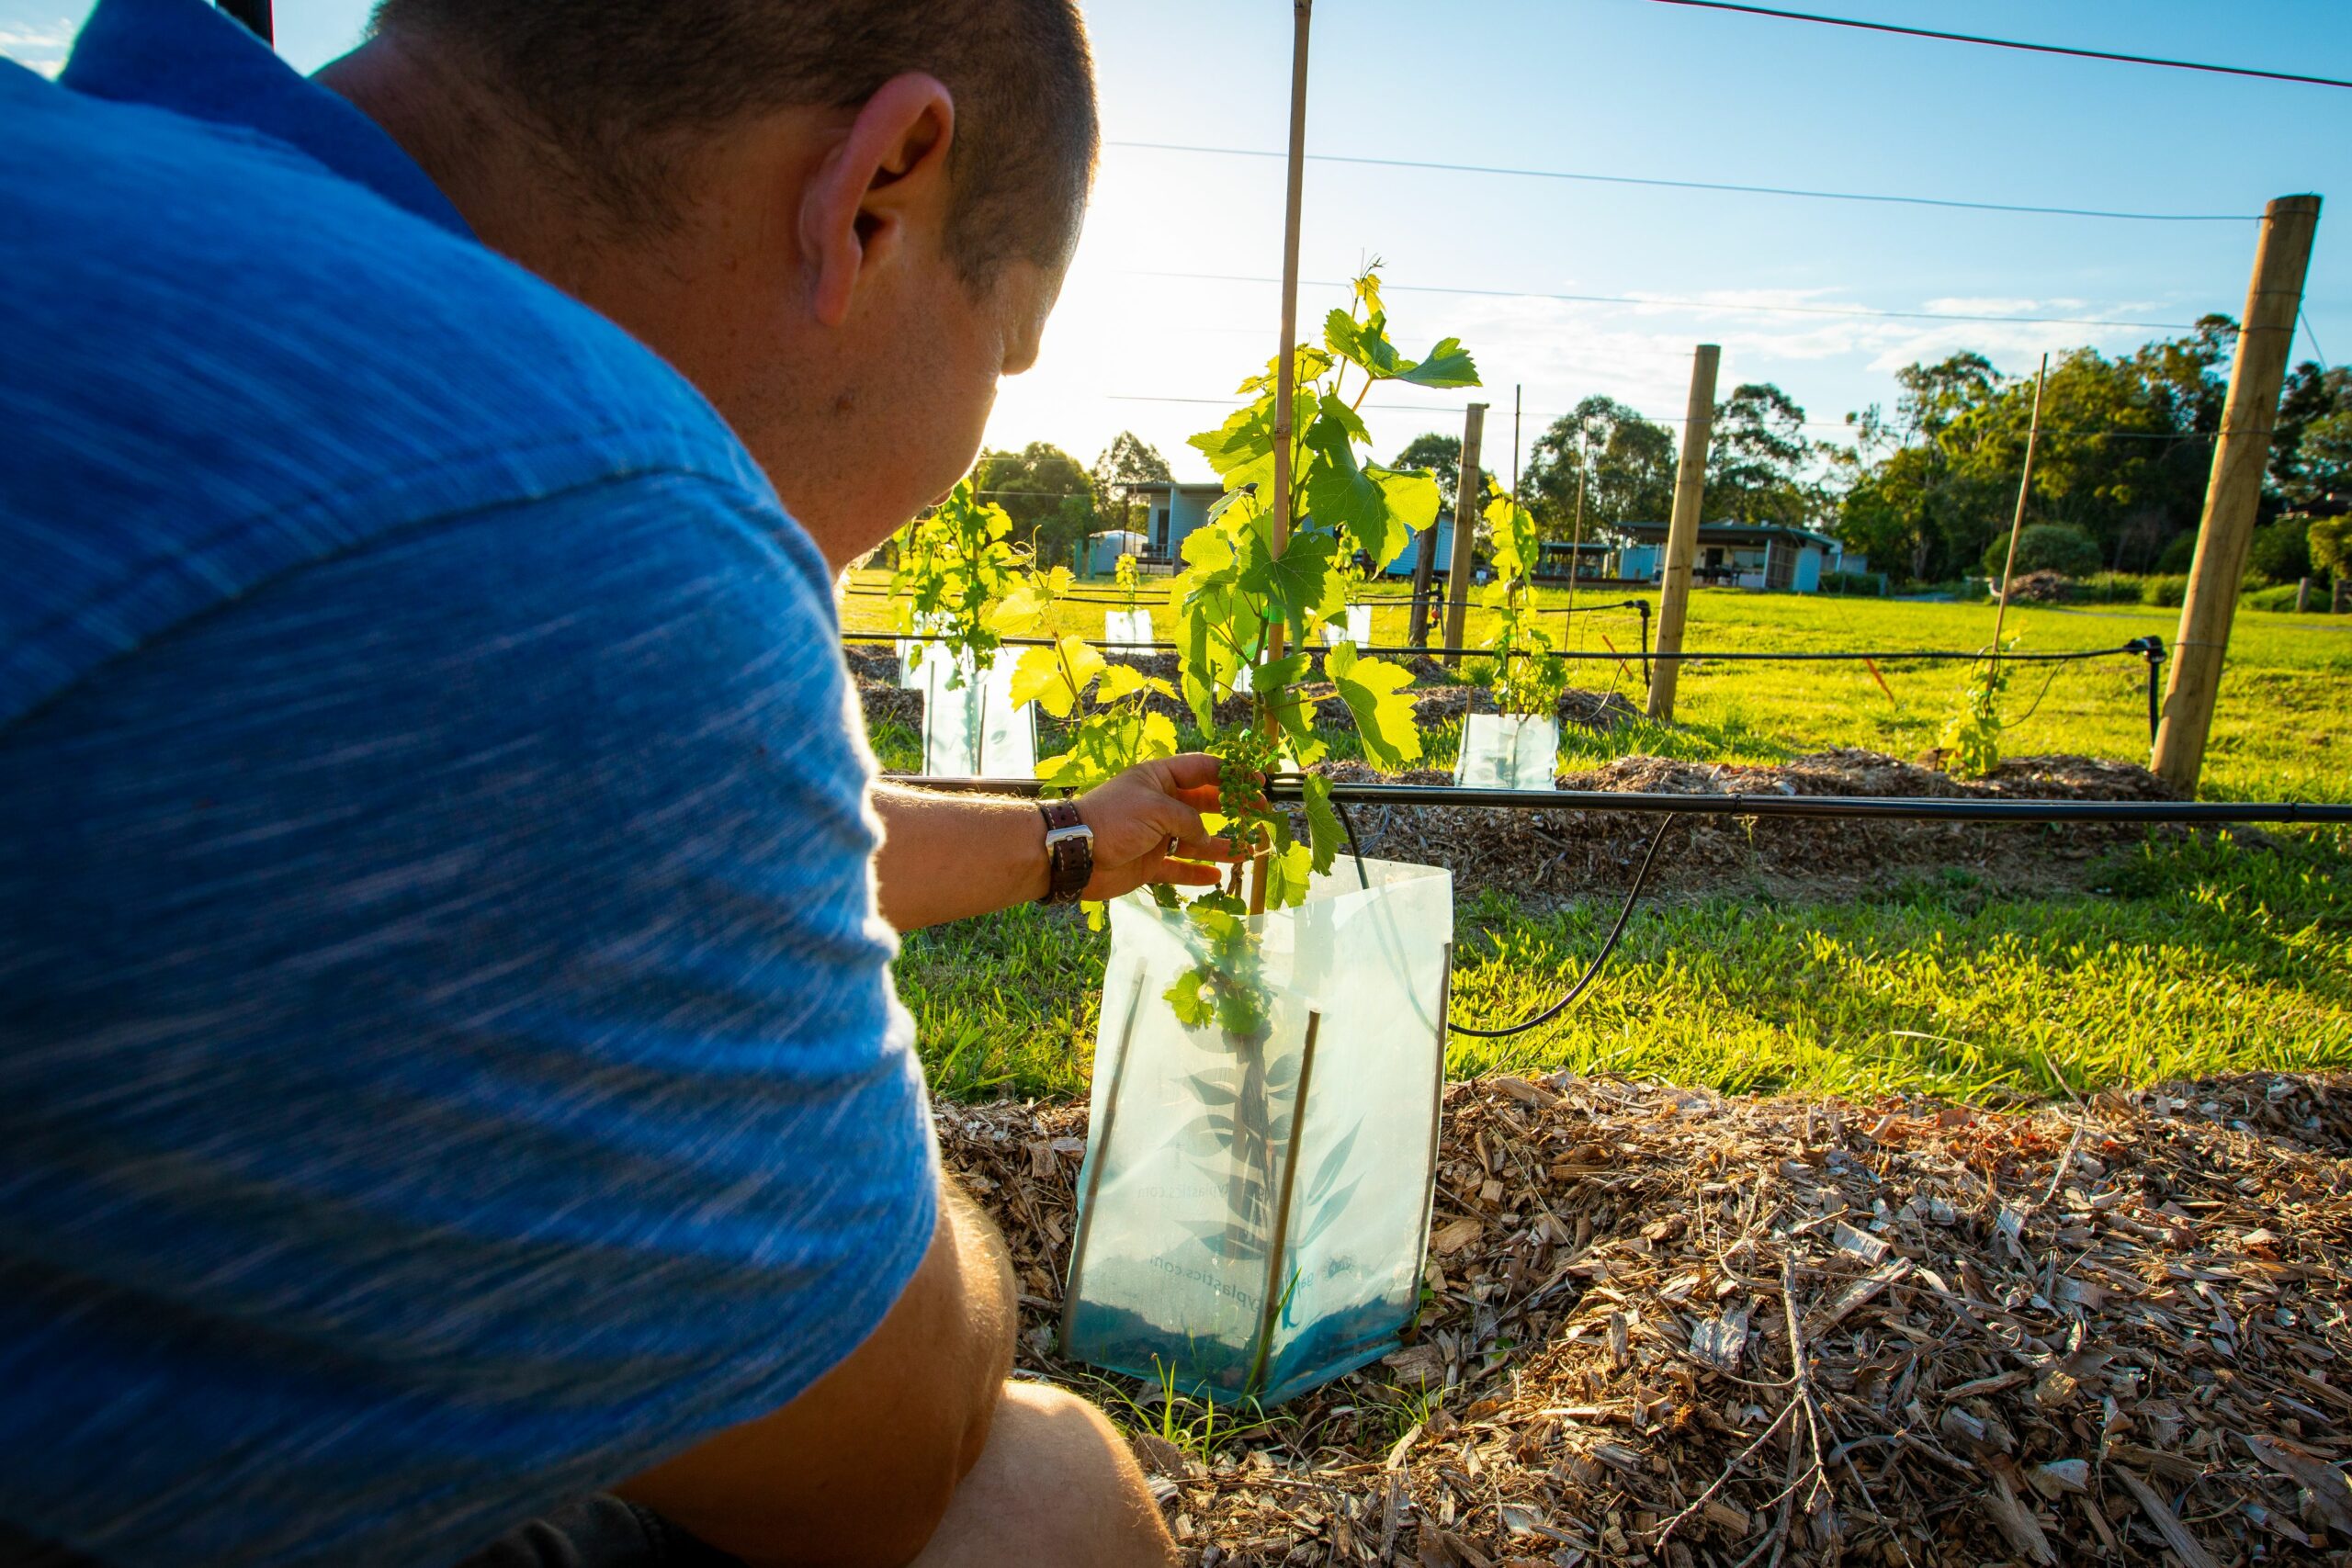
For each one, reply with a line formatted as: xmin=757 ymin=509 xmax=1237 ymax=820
xmin=1074 ymin=753 xmax=1241 ymax=903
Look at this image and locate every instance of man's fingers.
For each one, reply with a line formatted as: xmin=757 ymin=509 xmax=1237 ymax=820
xmin=1157 ymin=862 xmax=1226 ymax=888
xmin=1167 ymin=834 xmax=1241 ymax=863
xmin=1150 ymin=753 xmax=1224 ymax=791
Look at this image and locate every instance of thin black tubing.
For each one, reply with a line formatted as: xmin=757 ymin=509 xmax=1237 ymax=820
xmin=890 ymin=774 xmax=2352 ymax=826
xmin=1445 ymin=814 xmax=1679 ymax=1038
xmin=2143 ymin=637 xmax=2166 ymax=744
xmin=848 ymin=629 xmax=2160 ymax=667
xmin=843 ymin=586 xmax=1645 ymax=618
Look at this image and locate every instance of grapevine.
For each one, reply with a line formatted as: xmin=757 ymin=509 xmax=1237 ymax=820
xmin=1477 ymin=481 xmax=1571 ymax=720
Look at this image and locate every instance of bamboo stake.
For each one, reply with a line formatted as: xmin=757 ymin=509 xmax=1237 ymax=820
xmin=1645 ymin=344 xmax=1722 ymax=721
xmin=1267 ymin=0 xmax=1312 ymax=650
xmin=1442 ymin=403 xmax=1490 ymax=663
xmin=1988 ymin=354 xmax=2050 ymax=655
xmin=1248 ymin=0 xmax=1312 ymax=918
xmin=2154 ymin=195 xmax=2323 ymax=794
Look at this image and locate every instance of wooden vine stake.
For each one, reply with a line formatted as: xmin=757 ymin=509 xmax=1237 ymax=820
xmin=1645 ymin=344 xmax=1721 ymax=722
xmin=1988 ymin=353 xmax=2050 ymax=655
xmin=2153 ymin=194 xmax=2322 ymax=794
xmin=1251 ymin=0 xmax=1313 ymax=917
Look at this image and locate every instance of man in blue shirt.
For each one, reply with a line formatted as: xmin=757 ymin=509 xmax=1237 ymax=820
xmin=0 ymin=0 xmax=1224 ymax=1562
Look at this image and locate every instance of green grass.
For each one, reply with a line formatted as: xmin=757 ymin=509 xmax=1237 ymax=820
xmin=854 ymin=572 xmax=2352 ymax=1105
xmin=843 ymin=571 xmax=2352 ymax=803
xmin=896 ymin=829 xmax=2352 ymax=1105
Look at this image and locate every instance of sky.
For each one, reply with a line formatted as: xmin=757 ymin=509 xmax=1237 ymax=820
xmin=7 ymin=0 xmax=2352 ymax=486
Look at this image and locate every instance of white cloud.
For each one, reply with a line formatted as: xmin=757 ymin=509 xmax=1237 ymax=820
xmin=0 ymin=18 xmax=74 ymax=77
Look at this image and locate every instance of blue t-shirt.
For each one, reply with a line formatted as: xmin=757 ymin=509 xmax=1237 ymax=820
xmin=0 ymin=3 xmax=937 ymax=1565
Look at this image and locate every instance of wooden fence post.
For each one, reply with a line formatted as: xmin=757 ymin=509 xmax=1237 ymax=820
xmin=1645 ymin=344 xmax=1722 ymax=722
xmin=2297 ymin=577 xmax=2312 ymax=614
xmin=2152 ymin=195 xmax=2321 ymax=794
xmin=1441 ymin=402 xmax=1489 ymax=664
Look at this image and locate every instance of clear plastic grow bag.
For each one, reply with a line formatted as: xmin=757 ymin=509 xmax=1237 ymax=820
xmin=1453 ymin=713 xmax=1559 ymax=792
xmin=1062 ymin=858 xmax=1453 ymax=1404
xmin=919 ymin=650 xmax=1035 ymax=777
xmin=1321 ymin=604 xmax=1374 ymax=648
xmin=896 ymin=615 xmax=950 ymax=689
xmin=1104 ymin=608 xmax=1157 ymax=652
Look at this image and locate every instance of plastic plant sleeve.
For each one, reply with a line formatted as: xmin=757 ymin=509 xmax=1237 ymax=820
xmin=1104 ymin=608 xmax=1157 ymax=653
xmin=1321 ymin=604 xmax=1374 ymax=648
xmin=897 ymin=613 xmax=950 ymax=690
xmin=919 ymin=649 xmax=1036 ymax=777
xmin=1453 ymin=713 xmax=1560 ymax=792
xmin=1061 ymin=858 xmax=1453 ymax=1404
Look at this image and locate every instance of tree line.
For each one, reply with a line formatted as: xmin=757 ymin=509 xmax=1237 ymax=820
xmin=953 ymin=321 xmax=2352 ymax=590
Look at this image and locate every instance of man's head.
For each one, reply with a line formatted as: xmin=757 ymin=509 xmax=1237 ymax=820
xmin=334 ymin=0 xmax=1097 ymax=565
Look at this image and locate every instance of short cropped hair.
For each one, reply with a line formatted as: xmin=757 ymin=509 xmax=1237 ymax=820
xmin=372 ymin=0 xmax=1097 ymax=283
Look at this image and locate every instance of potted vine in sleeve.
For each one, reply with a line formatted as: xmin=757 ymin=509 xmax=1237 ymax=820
xmin=1455 ymin=482 xmax=1568 ymax=790
xmin=892 ymin=478 xmax=1057 ymax=775
xmin=1061 ymin=270 xmax=1480 ymax=1403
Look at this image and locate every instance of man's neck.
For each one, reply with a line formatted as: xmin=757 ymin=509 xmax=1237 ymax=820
xmin=314 ymin=37 xmax=594 ymax=297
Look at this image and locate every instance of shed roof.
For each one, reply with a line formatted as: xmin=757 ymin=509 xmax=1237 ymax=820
xmin=1612 ymin=521 xmax=1839 ymax=549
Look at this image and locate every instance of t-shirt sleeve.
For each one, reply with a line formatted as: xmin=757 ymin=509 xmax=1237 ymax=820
xmin=0 ymin=473 xmax=936 ymax=1568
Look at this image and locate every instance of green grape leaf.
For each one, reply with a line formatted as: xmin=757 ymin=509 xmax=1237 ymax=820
xmin=1166 ymin=969 xmax=1217 ymax=1028
xmin=1008 ymin=644 xmax=1069 ymax=716
xmin=1238 ymin=525 xmax=1344 ymax=645
xmin=1393 ymin=336 xmax=1481 ymax=389
xmin=1328 ymin=643 xmax=1424 ymax=769
xmin=1263 ymin=840 xmax=1316 ymax=908
xmin=1139 ymin=710 xmax=1179 ymax=760
xmin=1300 ymin=774 xmax=1343 ymax=876
xmin=1095 ymin=663 xmax=1153 ymax=703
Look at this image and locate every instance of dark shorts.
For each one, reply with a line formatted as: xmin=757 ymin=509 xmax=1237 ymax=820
xmin=0 ymin=1497 xmax=742 ymax=1568
xmin=455 ymin=1496 xmax=745 ymax=1568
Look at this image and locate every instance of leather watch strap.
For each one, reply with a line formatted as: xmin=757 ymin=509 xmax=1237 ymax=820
xmin=1038 ymin=799 xmax=1094 ymax=906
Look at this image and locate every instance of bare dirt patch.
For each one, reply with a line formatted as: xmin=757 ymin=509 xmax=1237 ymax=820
xmin=942 ymin=1071 xmax=2352 ymax=1567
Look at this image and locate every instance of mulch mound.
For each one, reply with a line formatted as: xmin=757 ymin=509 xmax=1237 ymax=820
xmin=848 ymin=639 xmax=2196 ymax=898
xmin=939 ymin=1071 xmax=2352 ymax=1567
xmin=1317 ymin=749 xmax=2187 ymax=904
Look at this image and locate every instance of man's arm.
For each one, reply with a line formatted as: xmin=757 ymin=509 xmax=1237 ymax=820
xmin=870 ymin=755 xmax=1237 ymax=931
xmin=614 ymin=1177 xmax=1012 ymax=1568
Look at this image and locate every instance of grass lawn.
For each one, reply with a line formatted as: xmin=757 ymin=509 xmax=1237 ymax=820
xmin=897 ymin=828 xmax=2352 ymax=1105
xmin=846 ymin=570 xmax=2352 ymax=1105
xmin=842 ymin=570 xmax=2352 ymax=803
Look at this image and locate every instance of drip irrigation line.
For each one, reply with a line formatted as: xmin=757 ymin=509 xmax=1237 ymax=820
xmin=847 ymin=629 xmax=2162 ymax=668
xmin=1106 ymin=141 xmax=2252 ymax=223
xmin=1138 ymin=270 xmax=2203 ymax=332
xmin=1639 ymin=0 xmax=2352 ymax=91
xmin=1445 ymin=813 xmax=1679 ymax=1038
xmin=891 ymin=773 xmax=2352 ymax=827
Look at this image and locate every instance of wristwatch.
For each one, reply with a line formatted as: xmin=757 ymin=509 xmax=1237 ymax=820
xmin=1038 ymin=799 xmax=1095 ymax=905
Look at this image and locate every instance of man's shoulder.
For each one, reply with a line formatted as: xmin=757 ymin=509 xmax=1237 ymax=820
xmin=0 ymin=62 xmax=786 ymax=728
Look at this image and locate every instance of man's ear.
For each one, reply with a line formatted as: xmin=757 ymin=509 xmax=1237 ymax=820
xmin=802 ymin=73 xmax=956 ymax=328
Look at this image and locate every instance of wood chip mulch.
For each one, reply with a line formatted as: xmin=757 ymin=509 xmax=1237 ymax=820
xmin=938 ymin=1071 xmax=2352 ymax=1566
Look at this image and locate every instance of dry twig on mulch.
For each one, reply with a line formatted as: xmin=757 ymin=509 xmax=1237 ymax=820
xmin=938 ymin=1071 xmax=2352 ymax=1566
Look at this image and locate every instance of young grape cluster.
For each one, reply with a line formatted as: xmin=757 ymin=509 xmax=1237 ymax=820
xmin=1214 ymin=731 xmax=1279 ymax=852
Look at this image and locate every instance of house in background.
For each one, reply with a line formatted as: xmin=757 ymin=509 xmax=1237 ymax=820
xmin=1377 ymin=515 xmax=1454 ymax=581
xmin=1122 ymin=479 xmax=1227 ymax=567
xmin=1081 ymin=529 xmax=1148 ymax=576
xmin=1611 ymin=522 xmax=1859 ymax=593
xmin=1125 ymin=479 xmax=1456 ymax=582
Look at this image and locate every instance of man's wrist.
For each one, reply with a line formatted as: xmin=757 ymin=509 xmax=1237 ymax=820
xmin=1036 ymin=799 xmax=1093 ymax=905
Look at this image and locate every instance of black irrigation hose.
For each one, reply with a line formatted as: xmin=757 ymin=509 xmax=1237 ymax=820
xmin=893 ymin=773 xmax=2352 ymax=825
xmin=847 ymin=629 xmax=2165 ymax=669
xmin=1311 ymin=783 xmax=1660 ymax=1038
xmin=1444 ymin=814 xmax=1679 ymax=1038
